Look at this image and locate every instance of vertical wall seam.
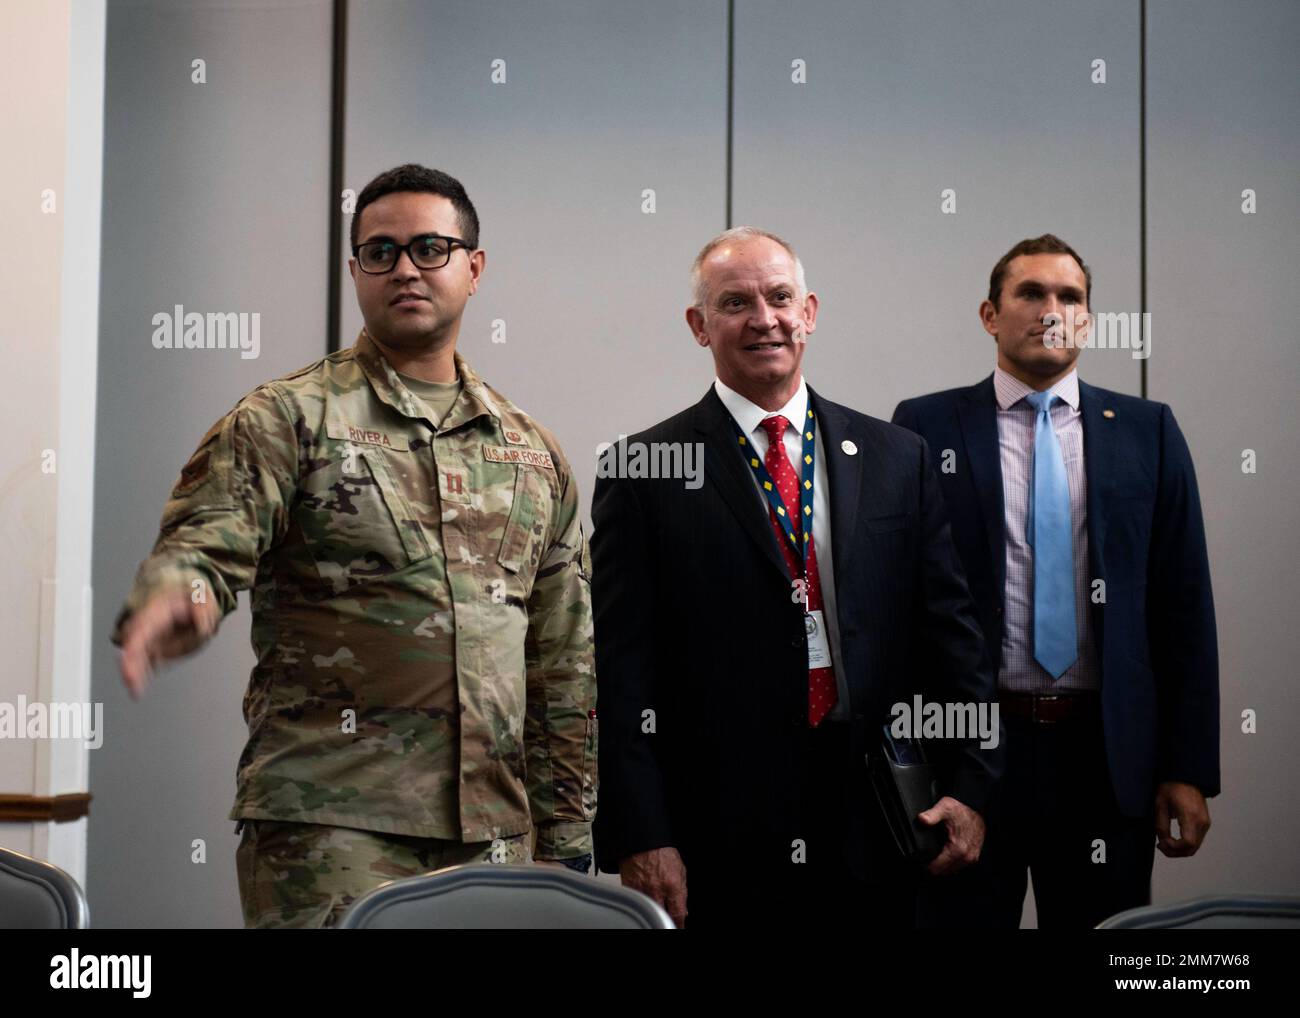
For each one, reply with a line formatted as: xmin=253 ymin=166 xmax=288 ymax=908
xmin=327 ymin=0 xmax=348 ymax=354
xmin=725 ymin=0 xmax=734 ymax=229
xmin=1140 ymin=0 xmax=1148 ymax=399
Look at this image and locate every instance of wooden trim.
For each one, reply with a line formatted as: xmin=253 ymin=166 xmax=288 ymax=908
xmin=0 ymin=793 xmax=92 ymax=823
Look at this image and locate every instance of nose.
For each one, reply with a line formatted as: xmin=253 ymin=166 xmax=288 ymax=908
xmin=748 ymin=298 xmax=778 ymax=332
xmin=389 ymin=249 xmax=421 ymax=281
xmin=1039 ymin=298 xmax=1065 ymax=333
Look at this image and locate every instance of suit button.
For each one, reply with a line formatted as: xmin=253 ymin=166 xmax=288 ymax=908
xmin=790 ymin=713 xmax=804 ymax=726
xmin=995 ymin=606 xmax=1004 ymax=616
xmin=791 ymin=635 xmax=804 ymax=648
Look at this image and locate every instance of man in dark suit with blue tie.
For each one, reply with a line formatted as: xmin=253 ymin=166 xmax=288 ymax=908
xmin=892 ymin=234 xmax=1219 ymax=929
xmin=591 ymin=228 xmax=1003 ymax=928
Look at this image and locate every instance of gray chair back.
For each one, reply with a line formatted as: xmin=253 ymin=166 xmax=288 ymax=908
xmin=0 ymin=845 xmax=90 ymax=929
xmin=1098 ymin=894 xmax=1300 ymax=929
xmin=336 ymin=864 xmax=674 ymax=929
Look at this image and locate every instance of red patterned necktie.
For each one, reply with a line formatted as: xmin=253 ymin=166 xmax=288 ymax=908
xmin=759 ymin=415 xmax=837 ymax=726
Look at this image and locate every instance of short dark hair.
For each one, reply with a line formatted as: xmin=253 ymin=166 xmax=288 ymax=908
xmin=988 ymin=233 xmax=1091 ymax=308
xmin=350 ymin=164 xmax=480 ymax=251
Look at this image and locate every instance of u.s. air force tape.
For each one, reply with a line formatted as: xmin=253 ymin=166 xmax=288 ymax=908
xmin=482 ymin=444 xmax=554 ymax=469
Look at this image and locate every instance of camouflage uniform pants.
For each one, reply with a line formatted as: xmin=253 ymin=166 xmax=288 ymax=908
xmin=235 ymin=819 xmax=533 ymax=929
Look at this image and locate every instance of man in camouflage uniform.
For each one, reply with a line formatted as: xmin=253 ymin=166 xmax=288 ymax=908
xmin=113 ymin=165 xmax=596 ymax=928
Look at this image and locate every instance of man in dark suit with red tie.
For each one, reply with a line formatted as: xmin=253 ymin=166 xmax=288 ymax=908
xmin=892 ymin=234 xmax=1219 ymax=928
xmin=590 ymin=227 xmax=1003 ymax=928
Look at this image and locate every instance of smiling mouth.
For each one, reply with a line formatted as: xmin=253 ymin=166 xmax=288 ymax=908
xmin=745 ymin=341 xmax=785 ymax=351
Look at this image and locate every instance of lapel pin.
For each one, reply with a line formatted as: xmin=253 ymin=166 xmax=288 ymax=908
xmin=1103 ymin=409 xmax=1116 ymax=419
xmin=841 ymin=439 xmax=858 ymax=456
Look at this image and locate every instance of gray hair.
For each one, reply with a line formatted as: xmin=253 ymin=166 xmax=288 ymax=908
xmin=689 ymin=226 xmax=807 ymax=310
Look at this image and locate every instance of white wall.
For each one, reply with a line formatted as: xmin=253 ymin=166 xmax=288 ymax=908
xmin=0 ymin=0 xmax=104 ymax=892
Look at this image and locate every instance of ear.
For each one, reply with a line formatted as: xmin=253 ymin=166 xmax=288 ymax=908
xmin=978 ymin=298 xmax=998 ymax=339
xmin=800 ymin=291 xmax=819 ymax=334
xmin=467 ymin=248 xmax=486 ymax=295
xmin=348 ymin=257 xmax=357 ymax=284
xmin=685 ymin=306 xmax=709 ymax=347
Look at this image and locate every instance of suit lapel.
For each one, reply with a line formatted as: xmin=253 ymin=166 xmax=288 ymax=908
xmin=810 ymin=388 xmax=865 ymax=587
xmin=1079 ymin=381 xmax=1118 ymax=582
xmin=957 ymin=375 xmax=1006 ymax=595
xmin=693 ymin=387 xmax=791 ymax=581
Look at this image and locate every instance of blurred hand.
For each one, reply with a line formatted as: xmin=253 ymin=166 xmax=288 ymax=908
xmin=118 ymin=588 xmax=220 ymax=699
xmin=918 ymin=796 xmax=985 ymax=876
xmin=1155 ymin=781 xmax=1210 ymax=857
xmin=620 ymin=846 xmax=687 ymax=928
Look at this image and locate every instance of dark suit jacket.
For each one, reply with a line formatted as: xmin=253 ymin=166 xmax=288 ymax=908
xmin=591 ymin=385 xmax=1002 ymax=885
xmin=891 ymin=374 xmax=1220 ymax=817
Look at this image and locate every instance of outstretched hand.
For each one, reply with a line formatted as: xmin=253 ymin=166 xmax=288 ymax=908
xmin=118 ymin=589 xmax=220 ymax=699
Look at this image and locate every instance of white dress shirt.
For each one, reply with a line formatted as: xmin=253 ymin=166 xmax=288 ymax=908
xmin=993 ymin=366 xmax=1100 ymax=692
xmin=714 ymin=377 xmax=851 ymax=721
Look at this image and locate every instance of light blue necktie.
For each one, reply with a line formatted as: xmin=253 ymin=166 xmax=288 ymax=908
xmin=1025 ymin=391 xmax=1077 ymax=679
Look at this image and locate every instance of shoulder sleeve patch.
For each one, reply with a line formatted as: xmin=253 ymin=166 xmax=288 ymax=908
xmin=171 ymin=418 xmax=226 ymax=497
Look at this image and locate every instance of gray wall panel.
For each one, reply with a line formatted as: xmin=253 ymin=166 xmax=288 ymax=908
xmin=1147 ymin=0 xmax=1300 ymax=901
xmin=91 ymin=0 xmax=333 ymax=927
xmin=732 ymin=0 xmax=1142 ymax=421
xmin=342 ymin=0 xmax=729 ymax=521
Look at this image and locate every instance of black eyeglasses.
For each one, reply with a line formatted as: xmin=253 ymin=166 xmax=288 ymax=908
xmin=352 ymin=233 xmax=475 ymax=274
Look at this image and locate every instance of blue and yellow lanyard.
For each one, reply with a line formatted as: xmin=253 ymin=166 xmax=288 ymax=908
xmin=727 ymin=407 xmax=817 ymax=576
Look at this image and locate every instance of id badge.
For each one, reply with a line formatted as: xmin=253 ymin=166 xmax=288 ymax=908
xmin=805 ymin=609 xmax=833 ymax=669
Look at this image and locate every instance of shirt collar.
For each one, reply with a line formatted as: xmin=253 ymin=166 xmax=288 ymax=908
xmin=714 ymin=376 xmax=809 ymax=438
xmin=993 ymin=364 xmax=1080 ymax=412
xmin=354 ymin=328 xmax=502 ymax=427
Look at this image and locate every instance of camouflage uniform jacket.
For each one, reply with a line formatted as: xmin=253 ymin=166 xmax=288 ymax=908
xmin=111 ymin=329 xmax=596 ymax=857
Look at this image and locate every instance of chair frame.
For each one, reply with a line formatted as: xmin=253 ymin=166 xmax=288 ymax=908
xmin=335 ymin=863 xmax=674 ymax=929
xmin=0 ymin=845 xmax=90 ymax=930
xmin=1098 ymin=894 xmax=1300 ymax=929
